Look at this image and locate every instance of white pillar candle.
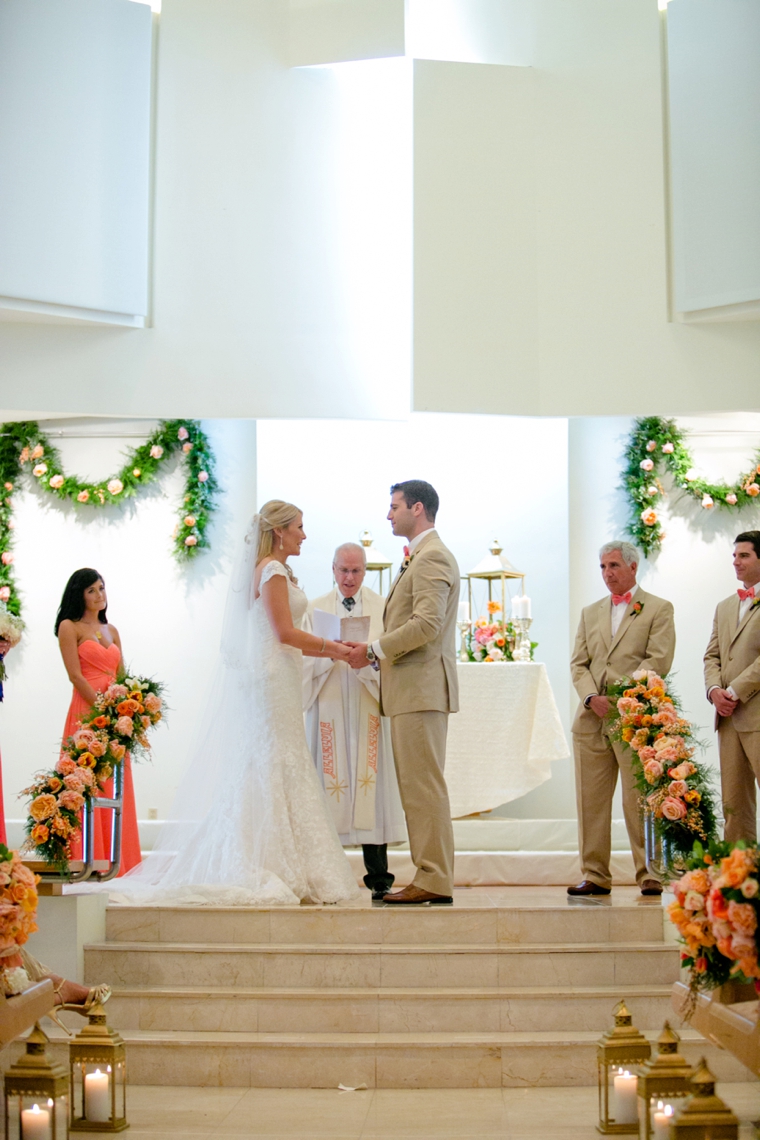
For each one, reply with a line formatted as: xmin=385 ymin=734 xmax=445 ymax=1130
xmin=457 ymin=601 xmax=470 ymax=622
xmin=522 ymin=595 xmax=532 ymax=619
xmin=510 ymin=595 xmax=519 ymax=619
xmin=21 ymin=1103 xmax=51 ymax=1140
xmin=613 ymin=1070 xmax=638 ymax=1124
xmin=85 ymin=1068 xmax=110 ymax=1122
xmin=653 ymin=1104 xmax=674 ymax=1137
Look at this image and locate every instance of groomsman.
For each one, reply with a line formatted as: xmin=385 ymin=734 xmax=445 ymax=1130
xmin=704 ymin=531 xmax=760 ymax=843
xmin=569 ymin=542 xmax=675 ymax=896
xmin=302 ymin=543 xmax=405 ymax=899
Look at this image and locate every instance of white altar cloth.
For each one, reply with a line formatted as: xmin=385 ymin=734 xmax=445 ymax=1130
xmin=444 ymin=662 xmax=569 ymax=818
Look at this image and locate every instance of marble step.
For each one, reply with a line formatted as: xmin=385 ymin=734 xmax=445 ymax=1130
xmin=105 ymin=903 xmax=666 ymax=947
xmin=85 ymin=940 xmax=680 ymax=989
xmin=99 ymin=983 xmax=674 ymax=1034
xmin=39 ymin=1025 xmax=752 ymax=1088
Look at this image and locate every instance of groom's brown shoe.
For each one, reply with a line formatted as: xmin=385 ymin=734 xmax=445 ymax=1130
xmin=383 ymin=885 xmax=453 ymax=905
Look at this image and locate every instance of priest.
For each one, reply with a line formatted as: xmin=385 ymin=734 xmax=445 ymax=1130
xmin=303 ymin=542 xmax=406 ymax=899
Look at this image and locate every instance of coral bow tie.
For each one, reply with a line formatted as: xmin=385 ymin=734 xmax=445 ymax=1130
xmin=738 ymin=587 xmax=756 ymax=601
xmin=612 ymin=592 xmax=632 ymax=606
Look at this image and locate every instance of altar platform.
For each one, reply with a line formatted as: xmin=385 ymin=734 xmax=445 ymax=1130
xmin=24 ymin=887 xmax=752 ymax=1091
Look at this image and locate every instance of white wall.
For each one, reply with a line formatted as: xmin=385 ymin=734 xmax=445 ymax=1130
xmin=256 ymin=413 xmax=574 ymax=819
xmin=0 ymin=417 xmax=256 ymax=842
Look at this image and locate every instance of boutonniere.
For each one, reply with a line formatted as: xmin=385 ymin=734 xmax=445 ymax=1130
xmin=399 ymin=545 xmax=414 ymax=573
xmin=751 ymin=597 xmax=760 ymax=610
xmin=631 ymin=601 xmax=644 ymax=616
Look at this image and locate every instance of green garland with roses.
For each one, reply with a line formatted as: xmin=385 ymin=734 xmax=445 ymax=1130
xmin=0 ymin=419 xmax=218 ymax=616
xmin=624 ymin=416 xmax=760 ymax=556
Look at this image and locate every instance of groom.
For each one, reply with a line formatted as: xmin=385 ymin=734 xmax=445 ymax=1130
xmin=346 ymin=480 xmax=459 ymax=904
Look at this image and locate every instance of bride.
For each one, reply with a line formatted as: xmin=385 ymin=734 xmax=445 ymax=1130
xmin=106 ymin=501 xmax=361 ymax=906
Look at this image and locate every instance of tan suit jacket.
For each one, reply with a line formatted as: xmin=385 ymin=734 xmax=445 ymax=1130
xmin=378 ymin=531 xmax=460 ymax=717
xmin=571 ymin=588 xmax=676 ymax=734
xmin=704 ymin=595 xmax=760 ymax=731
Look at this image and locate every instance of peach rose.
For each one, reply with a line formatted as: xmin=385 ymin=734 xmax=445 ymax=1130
xmin=56 ymin=757 xmax=77 ymax=775
xmin=662 ymin=442 xmax=674 ymax=453
xmin=661 ymin=796 xmax=687 ymax=821
xmin=646 ymin=440 xmax=657 ymax=452
xmin=1 ymin=553 xmax=13 ymax=566
xmin=178 ymin=426 xmax=189 ymax=440
xmin=726 ymin=493 xmax=738 ymax=505
xmin=749 ymin=484 xmax=760 ymax=497
xmin=77 ymin=490 xmax=90 ymax=503
xmin=47 ymin=777 xmax=62 ymax=793
xmin=144 ymin=694 xmax=161 ymax=714
xmin=617 ymin=697 xmax=643 ymax=714
xmin=728 ymin=900 xmax=758 ymax=935
xmin=49 ymin=474 xmax=64 ymax=490
xmin=640 ymin=458 xmax=654 ymax=471
xmin=198 ymin=471 xmax=208 ymax=482
xmin=668 ymin=780 xmax=688 ymax=797
xmin=185 ymin=535 xmax=198 ymax=546
xmin=3 ymin=483 xmax=12 ymax=492
xmin=641 ymin=508 xmax=657 ymax=526
xmin=683 ymin=890 xmax=705 ymax=913
xmin=58 ymin=790 xmax=84 ymax=813
xmin=32 ymin=464 xmax=47 ymax=477
xmin=741 ymin=878 xmax=760 ymax=899
xmin=0 ymin=588 xmax=10 ymax=602
xmin=643 ymin=759 xmax=664 ymax=782
xmin=88 ymin=739 xmax=106 ymax=758
xmin=184 ymin=515 xmax=196 ymax=527
xmin=78 ymin=767 xmax=95 ymax=787
xmin=182 ymin=442 xmax=193 ymax=453
xmin=107 ymin=479 xmax=123 ymax=495
xmin=701 ymin=494 xmax=714 ymax=509
xmin=30 ymin=824 xmax=49 ymax=844
xmin=63 ymin=772 xmax=86 ymax=792
xmin=109 ymin=742 xmax=126 ymax=761
xmin=30 ymin=445 xmax=44 ymax=460
xmin=30 ymin=794 xmax=58 ymax=821
xmin=150 ymin=445 xmax=164 ymax=459
xmin=115 ymin=716 xmax=134 ymax=737
xmin=669 ymin=761 xmax=696 ymax=780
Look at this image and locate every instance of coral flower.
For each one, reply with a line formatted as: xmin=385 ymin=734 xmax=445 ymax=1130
xmin=58 ymin=790 xmax=85 ymax=813
xmin=77 ymin=752 xmax=96 ymax=769
xmin=30 ymin=824 xmax=49 ymax=844
xmin=115 ymin=716 xmax=134 ymax=737
xmin=77 ymin=490 xmax=90 ymax=503
xmin=184 ymin=515 xmax=196 ymax=527
xmin=641 ymin=508 xmax=658 ymax=526
xmin=150 ymin=445 xmax=164 ymax=459
xmin=487 ymin=601 xmax=502 ymax=614
xmin=178 ymin=427 xmax=189 ymax=440
xmin=182 ymin=442 xmax=193 ymax=453
xmin=748 ymin=483 xmax=760 ymax=497
xmin=185 ymin=535 xmax=198 ymax=546
xmin=198 ymin=471 xmax=209 ymax=482
xmin=107 ymin=479 xmax=124 ymax=495
xmin=29 ymin=795 xmax=57 ymax=822
xmin=1 ymin=553 xmax=13 ymax=566
xmin=49 ymin=474 xmax=64 ymax=489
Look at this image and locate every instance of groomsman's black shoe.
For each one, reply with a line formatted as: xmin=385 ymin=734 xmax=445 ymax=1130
xmin=383 ymin=885 xmax=453 ymax=905
xmin=371 ymin=889 xmax=387 ymax=901
xmin=640 ymin=879 xmax=663 ymax=896
xmin=567 ymin=879 xmax=611 ymax=896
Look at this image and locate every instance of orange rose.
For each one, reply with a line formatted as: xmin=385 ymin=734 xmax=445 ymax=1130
xmin=47 ymin=777 xmax=62 ymax=793
xmin=77 ymin=753 xmax=96 ymax=769
xmin=622 ymin=727 xmax=634 ymax=742
xmin=31 ymin=824 xmax=49 ymax=844
xmin=92 ymin=716 xmax=109 ymax=728
xmin=11 ymin=884 xmax=26 ymax=903
xmin=29 ymin=794 xmax=57 ymax=821
xmin=51 ymin=816 xmax=72 ymax=837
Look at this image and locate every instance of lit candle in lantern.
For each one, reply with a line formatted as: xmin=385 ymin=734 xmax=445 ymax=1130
xmin=613 ymin=1069 xmax=638 ymax=1124
xmin=85 ymin=1068 xmax=110 ymax=1122
xmin=653 ymin=1103 xmax=673 ymax=1137
xmin=20 ymin=1102 xmax=51 ymax=1140
xmin=457 ymin=601 xmax=470 ymax=622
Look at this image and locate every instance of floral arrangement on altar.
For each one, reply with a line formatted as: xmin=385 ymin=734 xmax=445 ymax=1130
xmin=464 ymin=601 xmax=535 ymax=662
xmin=23 ymin=674 xmax=165 ymax=871
xmin=669 ymin=841 xmax=760 ymax=1000
xmin=607 ymin=671 xmax=718 ymax=861
xmin=623 ymin=415 xmax=760 ymax=555
xmin=0 ymin=844 xmax=39 ymax=995
xmin=0 ymin=419 xmax=218 ymax=617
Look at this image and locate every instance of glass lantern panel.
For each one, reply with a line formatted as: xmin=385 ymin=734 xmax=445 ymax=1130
xmin=8 ymin=1092 xmax=68 ymax=1139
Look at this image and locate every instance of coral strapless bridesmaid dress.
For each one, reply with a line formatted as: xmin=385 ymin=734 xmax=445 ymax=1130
xmin=64 ymin=641 xmax=141 ymax=875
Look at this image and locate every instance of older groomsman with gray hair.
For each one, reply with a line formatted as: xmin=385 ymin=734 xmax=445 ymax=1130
xmin=303 ymin=542 xmax=405 ymax=899
xmin=569 ymin=541 xmax=676 ymax=897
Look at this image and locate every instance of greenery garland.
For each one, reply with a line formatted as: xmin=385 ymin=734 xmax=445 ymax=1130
xmin=0 ymin=419 xmax=218 ymax=616
xmin=624 ymin=416 xmax=760 ymax=556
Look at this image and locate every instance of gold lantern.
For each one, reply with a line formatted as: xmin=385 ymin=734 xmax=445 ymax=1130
xmin=466 ymin=539 xmax=525 ymax=622
xmin=636 ymin=1022 xmax=693 ymax=1140
xmin=68 ymin=1003 xmax=127 ymax=1133
xmin=4 ymin=1021 xmax=69 ymax=1139
xmin=670 ymin=1058 xmax=739 ymax=1139
xmin=596 ymin=1000 xmax=651 ymax=1134
xmin=359 ymin=531 xmax=393 ymax=595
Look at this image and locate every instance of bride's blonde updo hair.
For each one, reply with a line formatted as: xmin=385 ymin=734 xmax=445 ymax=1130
xmin=253 ymin=500 xmax=302 ymax=563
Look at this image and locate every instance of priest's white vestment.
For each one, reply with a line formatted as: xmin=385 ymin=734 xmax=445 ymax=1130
xmin=303 ymin=587 xmax=406 ymax=846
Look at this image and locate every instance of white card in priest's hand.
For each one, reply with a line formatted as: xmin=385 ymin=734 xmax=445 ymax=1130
xmin=340 ymin=614 xmax=371 ymax=642
xmin=312 ymin=609 xmax=341 ymax=640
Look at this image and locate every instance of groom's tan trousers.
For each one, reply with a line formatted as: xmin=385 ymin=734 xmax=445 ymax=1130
xmin=390 ymin=710 xmax=454 ymax=897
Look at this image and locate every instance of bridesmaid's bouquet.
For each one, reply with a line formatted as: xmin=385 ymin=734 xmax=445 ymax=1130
xmin=0 ymin=602 xmax=24 ymax=685
xmin=22 ymin=672 xmax=165 ymax=871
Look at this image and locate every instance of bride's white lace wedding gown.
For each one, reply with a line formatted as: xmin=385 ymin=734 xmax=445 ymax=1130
xmin=107 ymin=558 xmax=360 ymax=907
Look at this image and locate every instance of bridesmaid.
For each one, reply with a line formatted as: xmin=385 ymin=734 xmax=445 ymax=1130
xmin=56 ymin=570 xmax=141 ymax=875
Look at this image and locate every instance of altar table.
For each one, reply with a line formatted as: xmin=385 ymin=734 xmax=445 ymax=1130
xmin=444 ymin=661 xmax=569 ymax=818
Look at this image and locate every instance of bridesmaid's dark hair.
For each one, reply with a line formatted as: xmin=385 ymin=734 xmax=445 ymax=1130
xmin=55 ymin=569 xmax=107 ymax=635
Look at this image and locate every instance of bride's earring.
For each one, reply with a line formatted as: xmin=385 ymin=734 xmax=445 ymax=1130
xmin=279 ymin=534 xmax=284 ymax=551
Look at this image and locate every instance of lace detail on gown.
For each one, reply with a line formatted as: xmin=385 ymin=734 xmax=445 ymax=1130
xmin=106 ymin=556 xmax=360 ymax=907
